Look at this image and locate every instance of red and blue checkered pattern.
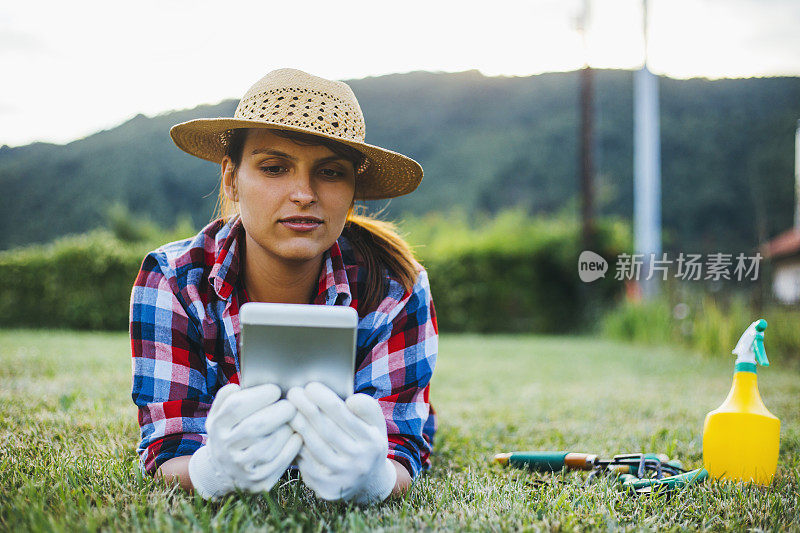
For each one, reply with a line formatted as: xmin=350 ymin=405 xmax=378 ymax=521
xmin=130 ymin=216 xmax=438 ymax=478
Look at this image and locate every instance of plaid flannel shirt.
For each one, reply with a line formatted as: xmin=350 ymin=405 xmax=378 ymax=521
xmin=130 ymin=216 xmax=438 ymax=478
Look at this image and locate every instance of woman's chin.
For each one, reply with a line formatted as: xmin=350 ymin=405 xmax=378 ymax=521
xmin=274 ymin=242 xmax=327 ymax=263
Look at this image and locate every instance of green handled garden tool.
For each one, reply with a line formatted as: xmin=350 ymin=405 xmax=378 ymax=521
xmin=493 ymin=451 xmax=708 ymax=494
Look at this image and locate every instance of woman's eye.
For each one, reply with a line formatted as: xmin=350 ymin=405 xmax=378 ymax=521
xmin=320 ymin=168 xmax=344 ymax=179
xmin=260 ymin=165 xmax=285 ymax=175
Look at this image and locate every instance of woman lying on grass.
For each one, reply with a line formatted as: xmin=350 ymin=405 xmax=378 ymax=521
xmin=129 ymin=68 xmax=438 ymax=504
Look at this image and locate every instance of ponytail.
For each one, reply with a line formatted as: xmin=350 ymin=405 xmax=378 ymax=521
xmin=343 ymin=208 xmax=421 ymax=314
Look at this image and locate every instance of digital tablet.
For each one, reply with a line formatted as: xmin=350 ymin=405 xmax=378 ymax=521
xmin=238 ymin=302 xmax=358 ymax=398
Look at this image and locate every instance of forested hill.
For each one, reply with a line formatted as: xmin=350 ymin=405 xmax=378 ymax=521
xmin=2 ymin=69 xmax=798 ymax=253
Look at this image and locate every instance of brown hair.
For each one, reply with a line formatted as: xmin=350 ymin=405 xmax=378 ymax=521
xmin=213 ymin=128 xmax=421 ymax=313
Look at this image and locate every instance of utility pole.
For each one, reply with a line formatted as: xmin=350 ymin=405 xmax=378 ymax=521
xmin=633 ymin=0 xmax=662 ymax=300
xmin=577 ymin=0 xmax=595 ymax=251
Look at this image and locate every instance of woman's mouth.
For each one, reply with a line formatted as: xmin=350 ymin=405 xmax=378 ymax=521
xmin=279 ymin=216 xmax=323 ymax=232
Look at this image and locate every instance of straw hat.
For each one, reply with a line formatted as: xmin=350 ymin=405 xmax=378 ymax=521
xmin=170 ymin=68 xmax=423 ymax=200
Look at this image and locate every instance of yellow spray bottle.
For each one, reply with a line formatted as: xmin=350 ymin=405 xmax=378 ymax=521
xmin=702 ymin=319 xmax=780 ymax=485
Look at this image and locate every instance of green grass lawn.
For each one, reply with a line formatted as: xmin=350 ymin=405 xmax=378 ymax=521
xmin=1 ymin=330 xmax=798 ymax=531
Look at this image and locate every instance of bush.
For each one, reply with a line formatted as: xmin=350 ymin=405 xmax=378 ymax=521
xmin=601 ymin=298 xmax=674 ymax=345
xmin=601 ymin=287 xmax=800 ymax=364
xmin=0 ymin=216 xmax=196 ymax=330
xmin=763 ymin=306 xmax=800 ymax=363
xmin=406 ymin=209 xmax=629 ymax=333
xmin=0 ymin=231 xmax=146 ymax=330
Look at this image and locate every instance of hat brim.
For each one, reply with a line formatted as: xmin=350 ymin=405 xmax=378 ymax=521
xmin=170 ymin=118 xmax=423 ymax=201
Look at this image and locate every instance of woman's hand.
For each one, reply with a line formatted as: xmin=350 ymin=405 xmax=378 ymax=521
xmin=188 ymin=382 xmax=302 ymax=499
xmin=287 ymin=382 xmax=398 ymax=505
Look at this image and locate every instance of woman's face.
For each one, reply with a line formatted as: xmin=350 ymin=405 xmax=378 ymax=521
xmin=222 ymin=129 xmax=356 ymax=263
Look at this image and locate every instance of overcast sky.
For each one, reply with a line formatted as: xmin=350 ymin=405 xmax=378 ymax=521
xmin=2 ymin=0 xmax=799 ymax=147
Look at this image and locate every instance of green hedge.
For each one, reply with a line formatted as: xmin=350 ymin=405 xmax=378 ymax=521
xmin=422 ymin=226 xmax=625 ymax=333
xmin=0 ymin=231 xmax=149 ymax=330
xmin=399 ymin=209 xmax=628 ymax=333
xmin=0 ymin=211 xmax=628 ymax=332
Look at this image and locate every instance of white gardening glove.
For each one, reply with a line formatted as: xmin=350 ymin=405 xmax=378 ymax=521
xmin=287 ymin=382 xmax=397 ymax=505
xmin=188 ymin=382 xmax=303 ymax=499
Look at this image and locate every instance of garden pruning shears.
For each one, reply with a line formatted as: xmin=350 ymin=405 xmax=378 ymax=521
xmin=493 ymin=451 xmax=708 ymax=494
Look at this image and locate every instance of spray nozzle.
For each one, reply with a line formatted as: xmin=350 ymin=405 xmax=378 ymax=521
xmin=732 ymin=318 xmax=769 ymax=368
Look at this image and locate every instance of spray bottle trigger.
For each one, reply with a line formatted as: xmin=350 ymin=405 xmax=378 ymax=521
xmin=753 ymin=334 xmax=769 ymax=367
xmin=753 ymin=319 xmax=768 ymax=367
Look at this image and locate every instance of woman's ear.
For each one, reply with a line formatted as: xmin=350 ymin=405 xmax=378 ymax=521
xmin=221 ymin=156 xmax=238 ymax=202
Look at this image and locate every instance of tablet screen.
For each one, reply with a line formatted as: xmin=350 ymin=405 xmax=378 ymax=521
xmin=239 ymin=303 xmax=357 ymax=398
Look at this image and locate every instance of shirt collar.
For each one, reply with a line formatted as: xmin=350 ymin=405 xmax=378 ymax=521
xmin=208 ymin=216 xmax=243 ymax=301
xmin=313 ymin=236 xmax=353 ymax=307
xmin=208 ymin=215 xmax=352 ymax=307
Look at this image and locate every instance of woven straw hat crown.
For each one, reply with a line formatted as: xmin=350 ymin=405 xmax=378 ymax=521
xmin=170 ymin=68 xmax=423 ymax=200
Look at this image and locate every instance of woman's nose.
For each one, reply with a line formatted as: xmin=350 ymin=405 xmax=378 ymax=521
xmin=289 ymin=170 xmax=317 ymax=205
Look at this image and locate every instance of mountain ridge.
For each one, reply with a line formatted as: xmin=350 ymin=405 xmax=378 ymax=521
xmin=2 ymin=69 xmax=798 ymax=253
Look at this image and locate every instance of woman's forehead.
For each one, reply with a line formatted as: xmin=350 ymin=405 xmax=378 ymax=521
xmin=244 ymin=129 xmax=339 ymax=159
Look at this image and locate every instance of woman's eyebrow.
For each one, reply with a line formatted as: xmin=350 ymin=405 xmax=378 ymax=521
xmin=250 ymin=149 xmax=345 ymax=164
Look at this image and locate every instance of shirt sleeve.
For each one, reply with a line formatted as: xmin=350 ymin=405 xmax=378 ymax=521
xmin=354 ymin=267 xmax=439 ymax=479
xmin=129 ymin=251 xmax=213 ymax=476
